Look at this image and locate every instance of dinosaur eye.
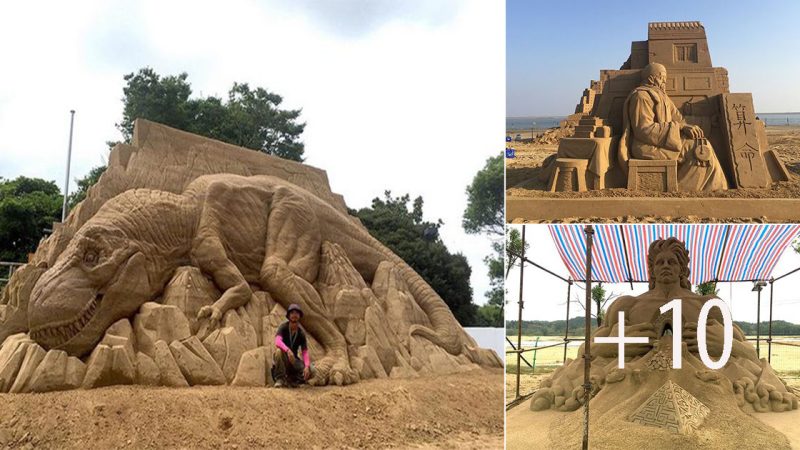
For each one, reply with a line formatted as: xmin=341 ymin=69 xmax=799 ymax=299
xmin=84 ymin=250 xmax=99 ymax=266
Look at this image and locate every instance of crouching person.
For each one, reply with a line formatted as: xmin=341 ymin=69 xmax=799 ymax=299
xmin=273 ymin=304 xmax=315 ymax=387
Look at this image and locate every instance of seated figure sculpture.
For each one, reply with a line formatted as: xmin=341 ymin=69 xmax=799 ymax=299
xmin=530 ymin=237 xmax=796 ymax=415
xmin=619 ymin=63 xmax=728 ymax=191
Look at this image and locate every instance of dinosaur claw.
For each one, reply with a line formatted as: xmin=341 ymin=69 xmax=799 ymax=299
xmin=197 ymin=305 xmax=222 ymax=322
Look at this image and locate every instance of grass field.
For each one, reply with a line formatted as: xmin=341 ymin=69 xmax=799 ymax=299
xmin=504 ymin=336 xmax=800 ymax=403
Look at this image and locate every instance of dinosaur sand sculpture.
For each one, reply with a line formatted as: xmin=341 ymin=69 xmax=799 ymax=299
xmin=0 ymin=120 xmax=500 ymax=393
xmin=528 ymin=237 xmax=797 ymax=438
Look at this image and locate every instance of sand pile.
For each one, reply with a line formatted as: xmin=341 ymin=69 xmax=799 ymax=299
xmin=0 ymin=370 xmax=504 ymax=449
xmin=532 ymin=126 xmax=574 ymax=145
xmin=524 ymin=338 xmax=796 ymax=449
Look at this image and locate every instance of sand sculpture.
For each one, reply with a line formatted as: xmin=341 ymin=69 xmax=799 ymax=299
xmin=529 ymin=237 xmax=797 ymax=435
xmin=545 ymin=22 xmax=791 ymax=193
xmin=0 ymin=119 xmax=500 ymax=393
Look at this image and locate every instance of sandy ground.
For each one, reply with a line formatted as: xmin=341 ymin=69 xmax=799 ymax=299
xmin=505 ymin=372 xmax=547 ymax=405
xmin=0 ymin=369 xmax=503 ymax=450
xmin=506 ymin=375 xmax=800 ymax=449
xmin=506 ymin=126 xmax=800 ymax=222
xmin=506 ymin=403 xmax=800 ymax=450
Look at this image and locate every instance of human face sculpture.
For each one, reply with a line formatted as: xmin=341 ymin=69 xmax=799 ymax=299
xmin=643 ymin=63 xmax=668 ymax=91
xmin=653 ymin=250 xmax=681 ymax=285
xmin=653 ymin=69 xmax=667 ymax=91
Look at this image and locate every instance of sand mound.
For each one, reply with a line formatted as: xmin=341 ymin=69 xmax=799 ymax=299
xmin=0 ymin=369 xmax=503 ymax=449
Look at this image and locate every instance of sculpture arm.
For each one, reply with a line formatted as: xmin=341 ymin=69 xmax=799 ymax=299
xmin=668 ymin=98 xmax=705 ymax=139
xmin=669 ymin=99 xmax=685 ymax=124
xmin=629 ymin=91 xmax=682 ymax=152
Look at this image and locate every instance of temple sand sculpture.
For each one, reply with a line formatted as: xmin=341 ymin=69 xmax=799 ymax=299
xmin=0 ymin=119 xmax=501 ymax=393
xmin=529 ymin=237 xmax=797 ymax=442
xmin=545 ymin=22 xmax=791 ymax=193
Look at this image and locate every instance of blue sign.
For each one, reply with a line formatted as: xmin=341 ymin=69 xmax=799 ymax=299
xmin=505 ymin=148 xmax=515 ymax=158
xmin=505 ymin=136 xmax=512 ymax=142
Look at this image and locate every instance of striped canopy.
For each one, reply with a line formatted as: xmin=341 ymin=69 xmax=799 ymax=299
xmin=548 ymin=224 xmax=800 ymax=285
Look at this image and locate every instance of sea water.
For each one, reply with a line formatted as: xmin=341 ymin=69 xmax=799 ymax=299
xmin=507 ymin=112 xmax=800 ymax=131
xmin=506 ymin=116 xmax=564 ymax=131
xmin=758 ymin=113 xmax=800 ymax=126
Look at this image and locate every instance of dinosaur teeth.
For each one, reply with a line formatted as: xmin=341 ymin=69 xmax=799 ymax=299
xmin=31 ymin=295 xmax=100 ymax=347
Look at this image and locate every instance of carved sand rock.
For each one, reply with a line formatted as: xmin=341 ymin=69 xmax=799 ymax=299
xmin=0 ymin=120 xmax=500 ymax=393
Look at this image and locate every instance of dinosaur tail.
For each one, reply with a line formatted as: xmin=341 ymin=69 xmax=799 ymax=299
xmin=386 ymin=255 xmax=465 ymax=355
xmin=324 ymin=207 xmax=500 ymax=366
xmin=349 ymin=227 xmax=476 ymax=358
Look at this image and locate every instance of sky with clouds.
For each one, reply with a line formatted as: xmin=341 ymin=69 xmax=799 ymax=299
xmin=0 ymin=1 xmax=504 ymax=305
xmin=507 ymin=0 xmax=800 ymax=116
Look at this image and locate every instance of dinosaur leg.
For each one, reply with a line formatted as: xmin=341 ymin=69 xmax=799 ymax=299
xmin=260 ymin=187 xmax=356 ymax=386
xmin=191 ymin=184 xmax=254 ymax=328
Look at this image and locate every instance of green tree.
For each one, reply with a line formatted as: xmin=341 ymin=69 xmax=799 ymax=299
xmin=462 ymin=154 xmax=503 ymax=236
xmin=116 ymin=67 xmax=306 ymax=161
xmin=68 ymin=165 xmax=107 ymax=208
xmin=474 ymin=239 xmax=504 ymax=327
xmin=462 ymin=154 xmax=504 ymax=327
xmin=505 ymin=227 xmax=529 ymax=278
xmin=0 ymin=177 xmax=62 ymax=262
xmin=695 ymin=281 xmax=719 ymax=296
xmin=574 ymin=282 xmax=615 ymax=327
xmin=353 ymin=192 xmax=477 ymax=326
xmin=117 ymin=68 xmax=193 ymax=144
xmin=591 ymin=284 xmax=607 ymax=327
xmin=70 ymin=69 xmax=310 ymax=210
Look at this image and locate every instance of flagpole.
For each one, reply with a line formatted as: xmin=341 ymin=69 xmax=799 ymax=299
xmin=61 ymin=110 xmax=75 ymax=222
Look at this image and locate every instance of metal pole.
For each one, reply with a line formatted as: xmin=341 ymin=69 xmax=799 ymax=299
xmin=756 ymin=286 xmax=761 ymax=358
xmin=505 ymin=337 xmax=534 ymax=368
xmin=564 ymin=278 xmax=572 ymax=363
xmin=618 ymin=225 xmax=635 ymax=290
xmin=506 ymin=250 xmax=570 ymax=283
xmin=773 ymin=265 xmax=800 ymax=282
xmin=582 ymin=225 xmax=594 ymax=450
xmin=515 ymin=225 xmax=526 ymax=400
xmin=61 ymin=110 xmax=76 ymax=222
xmin=768 ymin=279 xmax=774 ymax=364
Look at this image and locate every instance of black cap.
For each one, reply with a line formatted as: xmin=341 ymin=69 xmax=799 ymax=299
xmin=286 ymin=303 xmax=303 ymax=319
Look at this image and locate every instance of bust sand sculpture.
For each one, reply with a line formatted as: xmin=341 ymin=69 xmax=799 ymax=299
xmin=530 ymin=237 xmax=797 ymax=435
xmin=0 ymin=120 xmax=500 ymax=393
xmin=545 ymin=22 xmax=790 ymax=193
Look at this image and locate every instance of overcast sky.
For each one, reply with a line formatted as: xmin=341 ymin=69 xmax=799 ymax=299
xmin=0 ymin=1 xmax=504 ymax=305
xmin=506 ymin=225 xmax=800 ymax=326
xmin=507 ymin=0 xmax=800 ymax=116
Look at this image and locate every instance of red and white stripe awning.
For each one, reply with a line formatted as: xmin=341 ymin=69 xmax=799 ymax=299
xmin=548 ymin=224 xmax=800 ymax=284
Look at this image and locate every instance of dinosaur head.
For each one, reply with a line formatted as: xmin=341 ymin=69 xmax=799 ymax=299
xmin=28 ymin=224 xmax=152 ymax=356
